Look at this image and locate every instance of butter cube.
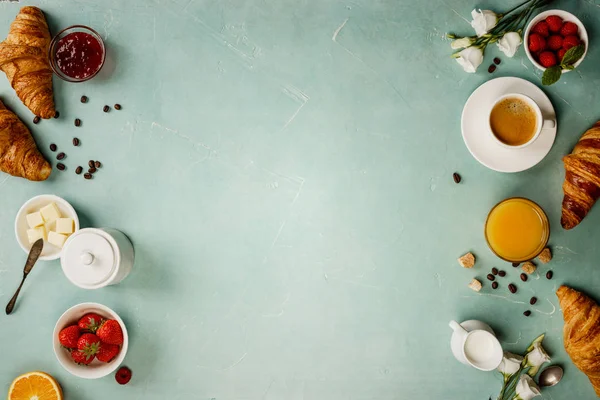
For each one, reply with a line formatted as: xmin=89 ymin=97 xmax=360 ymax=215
xmin=55 ymin=218 xmax=74 ymax=234
xmin=26 ymin=211 xmax=45 ymax=228
xmin=48 ymin=231 xmax=67 ymax=248
xmin=27 ymin=226 xmax=46 ymax=244
xmin=40 ymin=203 xmax=61 ymax=222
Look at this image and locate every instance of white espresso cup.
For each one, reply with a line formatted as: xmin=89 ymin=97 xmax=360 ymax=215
xmin=449 ymin=320 xmax=503 ymax=371
xmin=489 ymin=93 xmax=555 ymax=149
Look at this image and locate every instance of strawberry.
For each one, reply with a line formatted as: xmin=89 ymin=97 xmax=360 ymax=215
xmin=71 ymin=349 xmax=94 ymax=365
xmin=538 ymin=51 xmax=558 ymax=68
xmin=557 ymin=48 xmax=567 ymax=61
xmin=546 ymin=15 xmax=563 ymax=33
xmin=97 ymin=320 xmax=124 ymax=345
xmin=78 ymin=313 xmax=104 ymax=333
xmin=563 ymin=35 xmax=580 ymax=50
xmin=77 ymin=333 xmax=101 ymax=360
xmin=96 ymin=342 xmax=120 ymax=363
xmin=560 ymin=21 xmax=578 ymax=37
xmin=528 ymin=33 xmax=546 ymax=53
xmin=115 ymin=367 xmax=132 ymax=385
xmin=58 ymin=325 xmax=81 ymax=349
xmin=532 ymin=21 xmax=549 ymax=37
xmin=547 ymin=35 xmax=563 ymax=51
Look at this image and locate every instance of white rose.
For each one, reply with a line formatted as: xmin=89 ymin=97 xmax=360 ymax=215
xmin=454 ymin=47 xmax=483 ymax=73
xmin=497 ymin=352 xmax=523 ymax=376
xmin=497 ymin=32 xmax=522 ymax=57
xmin=525 ymin=341 xmax=551 ymax=376
xmin=514 ymin=374 xmax=541 ymax=400
xmin=470 ymin=9 xmax=499 ymax=36
xmin=451 ymin=37 xmax=475 ymax=49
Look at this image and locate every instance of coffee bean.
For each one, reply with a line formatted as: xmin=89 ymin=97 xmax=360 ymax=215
xmin=498 ymin=270 xmax=506 ymax=277
xmin=488 ymin=64 xmax=497 ymax=73
xmin=512 ymin=262 xmax=520 ymax=268
xmin=56 ymin=163 xmax=65 ymax=171
xmin=81 ymin=95 xmax=88 ymax=103
xmin=487 ymin=274 xmax=495 ymax=281
xmin=530 ymin=297 xmax=537 ymax=305
xmin=73 ymin=137 xmax=80 ymax=146
xmin=75 ymin=166 xmax=83 ymax=175
xmin=54 ymin=111 xmax=60 ymax=119
xmin=114 ymin=104 xmax=122 ymax=110
xmin=84 ymin=173 xmax=92 ymax=180
xmin=95 ymin=161 xmax=101 ymax=168
xmin=494 ymin=57 xmax=501 ymax=65
xmin=546 ymin=270 xmax=553 ymax=280
xmin=492 ymin=267 xmax=498 ymax=275
xmin=103 ymin=105 xmax=110 ymax=113
xmin=49 ymin=143 xmax=57 ymax=152
xmin=453 ymin=172 xmax=461 ymax=183
xmin=523 ymin=310 xmax=531 ymax=317
xmin=33 ymin=116 xmax=40 ymax=124
xmin=57 ymin=152 xmax=66 ymax=160
xmin=492 ymin=282 xmax=498 ymax=289
xmin=88 ymin=160 xmax=95 ymax=168
xmin=74 ymin=118 xmax=81 ymax=127
xmin=520 ymin=273 xmax=528 ymax=282
xmin=508 ymin=284 xmax=517 ymax=294
xmin=88 ymin=167 xmax=97 ymax=174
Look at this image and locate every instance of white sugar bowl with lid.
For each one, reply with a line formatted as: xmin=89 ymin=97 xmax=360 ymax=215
xmin=61 ymin=228 xmax=134 ymax=289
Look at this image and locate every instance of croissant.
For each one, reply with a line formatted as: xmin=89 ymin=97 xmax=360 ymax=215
xmin=0 ymin=99 xmax=51 ymax=181
xmin=557 ymin=285 xmax=600 ymax=396
xmin=0 ymin=7 xmax=55 ymax=119
xmin=561 ymin=121 xmax=600 ymax=230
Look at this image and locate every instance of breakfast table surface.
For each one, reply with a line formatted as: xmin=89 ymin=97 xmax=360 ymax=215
xmin=1 ymin=0 xmax=600 ymax=399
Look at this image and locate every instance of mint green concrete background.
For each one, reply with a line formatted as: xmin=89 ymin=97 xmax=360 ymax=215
xmin=0 ymin=0 xmax=599 ymax=398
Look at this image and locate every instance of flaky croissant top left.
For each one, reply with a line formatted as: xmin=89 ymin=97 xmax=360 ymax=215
xmin=0 ymin=6 xmax=55 ymax=119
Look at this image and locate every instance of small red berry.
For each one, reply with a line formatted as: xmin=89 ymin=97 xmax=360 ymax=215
xmin=547 ymin=35 xmax=563 ymax=51
xmin=557 ymin=48 xmax=567 ymax=61
xmin=115 ymin=366 xmax=132 ymax=385
xmin=539 ymin=51 xmax=558 ymax=68
xmin=560 ymin=21 xmax=578 ymax=37
xmin=546 ymin=15 xmax=563 ymax=33
xmin=528 ymin=33 xmax=546 ymax=53
xmin=532 ymin=21 xmax=549 ymax=37
xmin=563 ymin=35 xmax=580 ymax=50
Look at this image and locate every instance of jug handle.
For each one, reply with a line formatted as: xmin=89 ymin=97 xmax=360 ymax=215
xmin=449 ymin=320 xmax=468 ymax=335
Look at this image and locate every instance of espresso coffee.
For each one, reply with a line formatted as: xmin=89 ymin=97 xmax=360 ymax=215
xmin=490 ymin=98 xmax=537 ymax=146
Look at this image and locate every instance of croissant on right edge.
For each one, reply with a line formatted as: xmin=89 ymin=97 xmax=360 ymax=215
xmin=561 ymin=121 xmax=600 ymax=230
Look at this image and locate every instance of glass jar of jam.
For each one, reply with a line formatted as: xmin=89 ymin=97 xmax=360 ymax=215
xmin=49 ymin=25 xmax=105 ymax=82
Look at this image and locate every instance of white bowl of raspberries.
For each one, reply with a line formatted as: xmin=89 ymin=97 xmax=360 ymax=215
xmin=54 ymin=303 xmax=129 ymax=380
xmin=525 ymin=10 xmax=588 ymax=72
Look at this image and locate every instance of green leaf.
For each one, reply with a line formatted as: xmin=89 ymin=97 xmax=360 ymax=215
xmin=542 ymin=66 xmax=562 ymax=86
xmin=526 ymin=333 xmax=545 ymax=352
xmin=561 ymin=44 xmax=585 ymax=66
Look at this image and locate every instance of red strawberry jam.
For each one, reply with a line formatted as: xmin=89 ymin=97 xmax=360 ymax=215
xmin=55 ymin=32 xmax=104 ymax=80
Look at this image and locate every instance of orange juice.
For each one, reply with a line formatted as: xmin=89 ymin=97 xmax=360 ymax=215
xmin=485 ymin=198 xmax=549 ymax=262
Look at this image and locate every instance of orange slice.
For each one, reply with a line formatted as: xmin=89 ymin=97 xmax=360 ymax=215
xmin=8 ymin=371 xmax=63 ymax=400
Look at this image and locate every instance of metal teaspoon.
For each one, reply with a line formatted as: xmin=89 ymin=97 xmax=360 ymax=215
xmin=5 ymin=238 xmax=44 ymax=315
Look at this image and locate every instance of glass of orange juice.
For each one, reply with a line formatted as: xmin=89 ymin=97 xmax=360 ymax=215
xmin=485 ymin=198 xmax=550 ymax=262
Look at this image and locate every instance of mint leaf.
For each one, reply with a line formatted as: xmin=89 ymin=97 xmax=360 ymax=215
xmin=542 ymin=66 xmax=562 ymax=86
xmin=561 ymin=44 xmax=585 ymax=67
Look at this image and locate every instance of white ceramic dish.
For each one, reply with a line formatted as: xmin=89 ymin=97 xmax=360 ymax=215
xmin=462 ymin=77 xmax=556 ymax=173
xmin=53 ymin=302 xmax=128 ymax=379
xmin=524 ymin=10 xmax=588 ymax=72
xmin=15 ymin=194 xmax=80 ymax=261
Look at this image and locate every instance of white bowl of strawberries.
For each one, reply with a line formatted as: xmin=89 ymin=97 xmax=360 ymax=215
xmin=54 ymin=303 xmax=128 ymax=379
xmin=525 ymin=10 xmax=588 ymax=73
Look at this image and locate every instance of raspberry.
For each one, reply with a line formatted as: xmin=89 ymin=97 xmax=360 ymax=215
xmin=538 ymin=51 xmax=558 ymax=68
xmin=532 ymin=21 xmax=550 ymax=37
xmin=557 ymin=48 xmax=567 ymax=61
xmin=115 ymin=366 xmax=132 ymax=385
xmin=528 ymin=33 xmax=546 ymax=53
xmin=563 ymin=35 xmax=580 ymax=50
xmin=547 ymin=35 xmax=563 ymax=51
xmin=560 ymin=21 xmax=578 ymax=36
xmin=546 ymin=15 xmax=563 ymax=33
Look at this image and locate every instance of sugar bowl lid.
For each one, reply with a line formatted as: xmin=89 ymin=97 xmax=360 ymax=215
xmin=61 ymin=228 xmax=120 ymax=289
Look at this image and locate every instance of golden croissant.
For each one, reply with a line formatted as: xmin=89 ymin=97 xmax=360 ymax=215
xmin=0 ymin=99 xmax=51 ymax=181
xmin=0 ymin=7 xmax=55 ymax=119
xmin=561 ymin=121 xmax=600 ymax=230
xmin=557 ymin=285 xmax=600 ymax=396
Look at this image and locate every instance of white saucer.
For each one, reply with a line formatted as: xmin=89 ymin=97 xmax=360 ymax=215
xmin=461 ymin=77 xmax=557 ymax=173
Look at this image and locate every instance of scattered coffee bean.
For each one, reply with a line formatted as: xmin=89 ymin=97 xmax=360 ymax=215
xmin=453 ymin=172 xmax=461 ymax=184
xmin=494 ymin=57 xmax=501 ymax=65
xmin=520 ymin=273 xmax=528 ymax=282
xmin=56 ymin=163 xmax=65 ymax=171
xmin=49 ymin=143 xmax=57 ymax=152
xmin=33 ymin=116 xmax=40 ymax=124
xmin=512 ymin=262 xmax=520 ymax=268
xmin=487 ymin=274 xmax=495 ymax=281
xmin=498 ymin=270 xmax=506 ymax=277
xmin=75 ymin=166 xmax=83 ymax=175
xmin=95 ymin=161 xmax=101 ymax=168
xmin=54 ymin=111 xmax=60 ymax=119
xmin=88 ymin=167 xmax=97 ymax=174
xmin=492 ymin=282 xmax=498 ymax=289
xmin=492 ymin=267 xmax=498 ymax=275
xmin=103 ymin=105 xmax=110 ymax=113
xmin=73 ymin=137 xmax=80 ymax=146
xmin=114 ymin=104 xmax=122 ymax=110
xmin=84 ymin=173 xmax=93 ymax=180
xmin=57 ymin=152 xmax=66 ymax=160
xmin=488 ymin=64 xmax=497 ymax=73
xmin=81 ymin=95 xmax=88 ymax=103
xmin=508 ymin=283 xmax=517 ymax=294
xmin=88 ymin=160 xmax=95 ymax=168
xmin=74 ymin=118 xmax=81 ymax=127
xmin=530 ymin=297 xmax=537 ymax=305
xmin=523 ymin=310 xmax=531 ymax=317
xmin=546 ymin=270 xmax=553 ymax=280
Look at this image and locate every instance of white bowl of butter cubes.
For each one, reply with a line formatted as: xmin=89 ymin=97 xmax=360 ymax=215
xmin=15 ymin=194 xmax=80 ymax=261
